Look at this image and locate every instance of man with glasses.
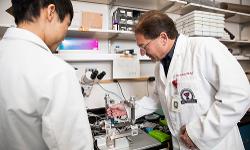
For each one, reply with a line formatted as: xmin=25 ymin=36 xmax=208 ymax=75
xmin=108 ymin=10 xmax=250 ymax=150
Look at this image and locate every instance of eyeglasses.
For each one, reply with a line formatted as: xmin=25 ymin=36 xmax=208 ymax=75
xmin=139 ymin=39 xmax=153 ymax=52
xmin=139 ymin=36 xmax=160 ymax=53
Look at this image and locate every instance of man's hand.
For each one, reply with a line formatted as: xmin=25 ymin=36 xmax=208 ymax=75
xmin=180 ymin=125 xmax=198 ymax=150
xmin=107 ymin=103 xmax=127 ymax=117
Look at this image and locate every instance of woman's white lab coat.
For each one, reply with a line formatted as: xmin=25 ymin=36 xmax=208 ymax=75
xmin=0 ymin=28 xmax=93 ymax=150
xmin=136 ymin=34 xmax=250 ymax=150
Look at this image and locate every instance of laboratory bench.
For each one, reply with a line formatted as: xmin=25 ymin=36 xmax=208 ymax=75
xmin=87 ymin=108 xmax=250 ymax=150
xmin=87 ymin=107 xmax=172 ymax=150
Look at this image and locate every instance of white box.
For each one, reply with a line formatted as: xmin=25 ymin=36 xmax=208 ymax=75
xmin=113 ymin=56 xmax=140 ymax=79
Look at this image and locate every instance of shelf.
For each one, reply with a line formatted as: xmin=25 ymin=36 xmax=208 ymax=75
xmin=161 ymin=0 xmax=187 ymax=12
xmin=112 ymin=0 xmax=187 ymax=11
xmin=235 ymin=55 xmax=250 ymax=60
xmin=67 ymin=28 xmax=135 ymax=40
xmin=220 ymin=39 xmax=250 ymax=48
xmin=74 ymin=0 xmax=250 ymax=24
xmin=169 ymin=3 xmax=250 ymax=24
xmin=0 ymin=25 xmax=135 ymax=40
xmin=56 ymin=51 xmax=114 ymax=61
xmin=55 ymin=51 xmax=151 ymax=62
xmin=72 ymin=0 xmax=110 ymax=5
xmin=74 ymin=0 xmax=187 ymax=11
xmin=99 ymin=76 xmax=153 ymax=83
xmin=1 ymin=24 xmax=249 ymax=52
xmin=75 ymin=0 xmax=250 ymax=24
xmin=57 ymin=50 xmax=250 ymax=62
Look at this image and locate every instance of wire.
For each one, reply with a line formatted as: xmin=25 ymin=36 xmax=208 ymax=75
xmin=147 ymin=80 xmax=149 ymax=97
xmin=116 ymin=81 xmax=126 ymax=101
xmin=97 ymin=83 xmax=123 ymax=101
xmin=87 ymin=112 xmax=103 ymax=119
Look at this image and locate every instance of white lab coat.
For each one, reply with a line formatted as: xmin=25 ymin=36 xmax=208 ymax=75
xmin=135 ymin=34 xmax=250 ymax=150
xmin=0 ymin=28 xmax=93 ymax=150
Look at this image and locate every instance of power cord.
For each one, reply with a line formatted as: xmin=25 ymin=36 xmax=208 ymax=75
xmin=97 ymin=83 xmax=123 ymax=101
xmin=147 ymin=76 xmax=155 ymax=97
xmin=147 ymin=80 xmax=149 ymax=97
xmin=114 ymin=80 xmax=127 ymax=101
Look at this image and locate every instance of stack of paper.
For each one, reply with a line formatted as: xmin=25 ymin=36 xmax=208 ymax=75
xmin=176 ymin=10 xmax=225 ymax=37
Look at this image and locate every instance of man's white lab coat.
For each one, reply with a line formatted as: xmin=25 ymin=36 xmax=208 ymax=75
xmin=0 ymin=28 xmax=93 ymax=150
xmin=135 ymin=34 xmax=250 ymax=150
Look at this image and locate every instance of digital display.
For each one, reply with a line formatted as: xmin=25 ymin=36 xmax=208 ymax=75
xmin=58 ymin=38 xmax=98 ymax=50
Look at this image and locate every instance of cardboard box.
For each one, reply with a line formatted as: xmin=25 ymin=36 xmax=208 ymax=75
xmin=82 ymin=11 xmax=103 ymax=30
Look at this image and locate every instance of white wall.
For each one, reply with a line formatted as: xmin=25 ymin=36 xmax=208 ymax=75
xmin=241 ymin=24 xmax=250 ymax=41
xmin=242 ymin=0 xmax=250 ymax=5
xmin=68 ymin=60 xmax=155 ymax=109
xmin=0 ymin=0 xmax=15 ymax=26
xmin=68 ymin=55 xmax=156 ymax=108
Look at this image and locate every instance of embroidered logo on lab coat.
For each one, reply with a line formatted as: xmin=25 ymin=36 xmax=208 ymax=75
xmin=180 ymin=88 xmax=197 ymax=104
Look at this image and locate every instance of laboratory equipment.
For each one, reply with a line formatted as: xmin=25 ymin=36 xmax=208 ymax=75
xmin=89 ymin=95 xmax=164 ymax=149
xmin=80 ymin=69 xmax=106 ymax=97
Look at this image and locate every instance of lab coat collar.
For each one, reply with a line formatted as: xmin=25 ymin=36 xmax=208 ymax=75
xmin=159 ymin=34 xmax=188 ymax=83
xmin=3 ymin=27 xmax=52 ymax=54
xmin=172 ymin=34 xmax=187 ymax=56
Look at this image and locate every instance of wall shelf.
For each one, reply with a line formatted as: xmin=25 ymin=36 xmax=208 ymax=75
xmin=55 ymin=51 xmax=151 ymax=62
xmin=1 ymin=24 xmax=249 ymax=53
xmin=74 ymin=0 xmax=250 ymax=24
xmin=67 ymin=28 xmax=135 ymax=40
xmin=72 ymin=0 xmax=110 ymax=5
xmin=56 ymin=51 xmax=250 ymax=62
xmin=99 ymin=76 xmax=153 ymax=83
xmin=169 ymin=2 xmax=250 ymax=24
xmin=220 ymin=39 xmax=250 ymax=48
xmin=0 ymin=25 xmax=136 ymax=41
xmin=235 ymin=55 xmax=250 ymax=60
xmin=74 ymin=0 xmax=187 ymax=11
xmin=0 ymin=24 xmax=135 ymax=40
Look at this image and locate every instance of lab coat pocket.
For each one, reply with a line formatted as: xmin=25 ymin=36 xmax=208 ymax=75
xmin=177 ymin=78 xmax=202 ymax=124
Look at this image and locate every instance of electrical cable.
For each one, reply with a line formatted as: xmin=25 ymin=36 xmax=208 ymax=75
xmin=97 ymin=83 xmax=123 ymax=101
xmin=147 ymin=80 xmax=149 ymax=97
xmin=147 ymin=76 xmax=155 ymax=97
xmin=88 ymin=112 xmax=104 ymax=119
xmin=116 ymin=81 xmax=126 ymax=101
